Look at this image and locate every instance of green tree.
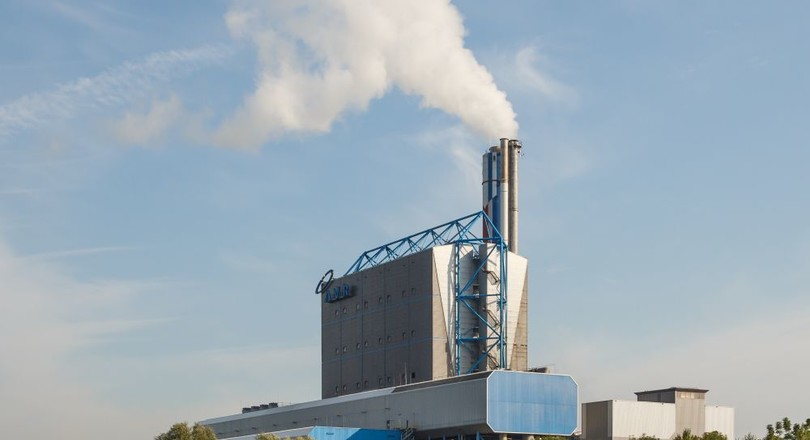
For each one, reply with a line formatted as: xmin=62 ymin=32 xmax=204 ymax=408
xmin=192 ymin=423 xmax=218 ymax=440
xmin=155 ymin=422 xmax=216 ymax=440
xmin=701 ymin=431 xmax=727 ymax=440
xmin=763 ymin=417 xmax=810 ymax=440
xmin=674 ymin=430 xmax=699 ymax=440
xmin=630 ymin=434 xmax=660 ymax=440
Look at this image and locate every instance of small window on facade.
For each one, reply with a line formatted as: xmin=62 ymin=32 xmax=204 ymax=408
xmin=364 ymin=380 xmax=369 ymax=388
xmin=378 ymin=378 xmax=383 ymax=385
xmin=411 ymin=288 xmax=415 ymax=296
xmin=364 ymin=340 xmax=369 ymax=347
xmin=342 ymin=345 xmax=347 ymax=353
xmin=411 ymin=372 xmax=416 ymax=379
xmin=356 ymin=303 xmax=361 ymax=311
xmin=387 ymin=376 xmax=392 ymax=385
xmin=378 ymin=296 xmax=382 ymax=304
xmin=387 ymin=335 xmax=392 ymax=342
xmin=411 ymin=330 xmax=416 ymax=337
xmin=356 ymin=342 xmax=361 ymax=350
xmin=342 ymin=384 xmax=347 ymax=391
xmin=335 ymin=386 xmax=339 ymax=394
xmin=334 ymin=347 xmax=339 ymax=354
xmin=401 ymin=331 xmax=406 ymax=340
xmin=342 ymin=306 xmax=347 ymax=314
xmin=378 ymin=337 xmax=383 ymax=345
xmin=386 ymin=294 xmax=391 ymax=302
xmin=356 ymin=382 xmax=361 ymax=389
xmin=401 ymin=290 xmax=406 ymax=298
xmin=334 ymin=310 xmax=339 ymax=316
xmin=364 ymin=300 xmax=369 ymax=309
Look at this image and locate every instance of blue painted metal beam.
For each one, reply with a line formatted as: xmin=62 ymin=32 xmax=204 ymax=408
xmin=344 ymin=211 xmax=502 ymax=276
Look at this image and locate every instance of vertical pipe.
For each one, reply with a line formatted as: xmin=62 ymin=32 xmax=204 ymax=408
xmin=482 ymin=151 xmax=489 ymax=239
xmin=482 ymin=148 xmax=498 ymax=238
xmin=499 ymin=138 xmax=510 ymax=246
xmin=507 ymin=139 xmax=521 ymax=253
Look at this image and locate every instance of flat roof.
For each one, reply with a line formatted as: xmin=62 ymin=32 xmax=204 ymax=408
xmin=201 ymin=371 xmax=496 ymax=425
xmin=635 ymin=387 xmax=709 ymax=395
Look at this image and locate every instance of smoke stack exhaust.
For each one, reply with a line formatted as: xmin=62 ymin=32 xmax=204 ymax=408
xmin=482 ymin=138 xmax=520 ymax=253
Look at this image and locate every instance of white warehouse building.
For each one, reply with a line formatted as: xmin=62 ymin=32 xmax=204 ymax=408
xmin=582 ymin=387 xmax=734 ymax=440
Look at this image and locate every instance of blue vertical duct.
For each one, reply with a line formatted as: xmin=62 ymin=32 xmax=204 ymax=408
xmin=482 ymin=147 xmax=501 ymax=240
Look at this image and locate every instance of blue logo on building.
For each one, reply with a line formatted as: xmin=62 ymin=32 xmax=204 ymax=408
xmin=324 ymin=284 xmax=354 ymax=303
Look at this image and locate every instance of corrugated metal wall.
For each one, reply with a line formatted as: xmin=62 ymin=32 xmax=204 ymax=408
xmin=704 ymin=406 xmax=734 ymax=440
xmin=611 ymin=401 xmax=676 ymax=440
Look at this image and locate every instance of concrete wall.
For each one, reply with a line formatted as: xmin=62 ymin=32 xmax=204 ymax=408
xmin=505 ymin=253 xmax=528 ymax=371
xmin=582 ymin=401 xmax=611 ymax=440
xmin=674 ymin=392 xmax=706 ymax=436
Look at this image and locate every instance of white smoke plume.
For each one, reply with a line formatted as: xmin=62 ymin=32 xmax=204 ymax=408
xmin=215 ymin=0 xmax=518 ymax=148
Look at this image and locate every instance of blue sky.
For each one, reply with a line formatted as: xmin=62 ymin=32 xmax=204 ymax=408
xmin=1 ymin=1 xmax=809 ymax=439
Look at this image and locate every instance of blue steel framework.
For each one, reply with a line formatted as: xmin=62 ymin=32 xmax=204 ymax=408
xmin=454 ymin=237 xmax=507 ymax=375
xmin=344 ymin=211 xmax=508 ymax=376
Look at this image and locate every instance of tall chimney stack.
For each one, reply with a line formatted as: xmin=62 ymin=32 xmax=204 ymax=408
xmin=482 ymin=138 xmax=520 ymax=253
xmin=499 ymin=138 xmax=510 ymax=247
xmin=507 ymin=139 xmax=521 ymax=253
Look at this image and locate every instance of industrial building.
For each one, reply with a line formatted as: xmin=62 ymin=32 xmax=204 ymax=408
xmin=581 ymin=387 xmax=735 ymax=440
xmin=320 ymin=242 xmax=528 ymax=397
xmin=199 ymin=138 xmax=738 ymax=440
xmin=200 ymin=138 xmax=581 ymax=440
xmin=203 ymin=371 xmax=578 ymax=440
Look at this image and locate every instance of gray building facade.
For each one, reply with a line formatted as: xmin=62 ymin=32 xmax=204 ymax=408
xmin=636 ymin=388 xmax=708 ymax=436
xmin=321 ymin=245 xmax=528 ymax=399
xmin=582 ymin=387 xmax=734 ymax=440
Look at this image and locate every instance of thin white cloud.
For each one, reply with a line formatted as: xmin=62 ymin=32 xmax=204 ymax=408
xmin=514 ymin=46 xmax=578 ymax=106
xmin=113 ymin=95 xmax=185 ymax=145
xmin=50 ymin=1 xmax=118 ymax=33
xmin=0 ymin=45 xmax=233 ymax=140
xmin=20 ymin=245 xmax=139 ymax=261
xmin=370 ymin=124 xmax=482 ymax=238
xmin=0 ymin=227 xmax=319 ymax=438
xmin=415 ymin=124 xmax=482 ymax=187
xmin=0 ymin=237 xmax=166 ymax=438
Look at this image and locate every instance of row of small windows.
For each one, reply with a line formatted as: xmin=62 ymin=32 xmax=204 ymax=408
xmin=332 ymin=289 xmax=418 ymax=316
xmin=334 ymin=372 xmax=418 ymax=394
xmin=333 ymin=330 xmax=417 ymax=354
